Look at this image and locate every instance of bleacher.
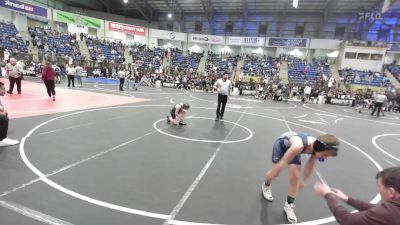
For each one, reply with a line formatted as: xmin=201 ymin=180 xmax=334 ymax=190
xmin=171 ymin=52 xmax=203 ymax=72
xmin=387 ymin=65 xmax=400 ymax=82
xmin=206 ymin=53 xmax=238 ymax=76
xmin=132 ymin=47 xmax=163 ymax=70
xmin=30 ymin=27 xmax=76 ymax=57
xmin=242 ymin=56 xmax=279 ymax=77
xmin=339 ymin=69 xmax=391 ymax=87
xmin=86 ymin=39 xmax=125 ymax=62
xmin=288 ymin=56 xmax=331 ymax=82
xmin=0 ymin=22 xmax=28 ymax=55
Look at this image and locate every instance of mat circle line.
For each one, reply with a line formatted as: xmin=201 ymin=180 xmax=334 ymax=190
xmin=153 ymin=116 xmax=253 ymax=144
xmin=372 ymin=134 xmax=400 ymax=162
xmin=19 ymin=105 xmax=382 ymax=225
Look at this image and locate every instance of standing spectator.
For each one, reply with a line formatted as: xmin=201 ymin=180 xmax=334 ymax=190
xmin=3 ymin=49 xmax=10 ymax=61
xmin=213 ymin=73 xmax=232 ymax=121
xmin=371 ymin=92 xmax=387 ymax=117
xmin=75 ymin=65 xmax=83 ymax=87
xmin=117 ymin=68 xmax=126 ymax=91
xmin=314 ymin=167 xmax=400 ymax=225
xmin=5 ymin=58 xmax=23 ymax=94
xmin=304 ymin=84 xmax=312 ymax=103
xmin=65 ymin=64 xmax=75 ymax=87
xmin=54 ymin=64 xmax=61 ymax=84
xmin=41 ymin=61 xmax=56 ymax=101
xmin=0 ymin=82 xmax=19 ymax=146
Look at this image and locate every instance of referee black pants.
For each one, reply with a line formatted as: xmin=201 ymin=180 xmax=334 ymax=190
xmin=216 ymin=94 xmax=228 ymax=119
xmin=371 ymin=102 xmax=383 ymax=117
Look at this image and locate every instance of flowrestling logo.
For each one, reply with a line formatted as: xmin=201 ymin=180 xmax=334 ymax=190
xmin=4 ymin=0 xmax=32 ymax=11
xmin=108 ymin=22 xmax=145 ymax=36
xmin=0 ymin=0 xmax=47 ymax=17
xmin=192 ymin=36 xmax=222 ymax=42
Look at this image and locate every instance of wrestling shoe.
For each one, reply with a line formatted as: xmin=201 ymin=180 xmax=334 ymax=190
xmin=261 ymin=182 xmax=273 ymax=201
xmin=284 ymin=202 xmax=297 ymax=224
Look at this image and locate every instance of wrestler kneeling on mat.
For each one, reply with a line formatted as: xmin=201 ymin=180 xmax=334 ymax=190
xmin=167 ymin=103 xmax=190 ymax=126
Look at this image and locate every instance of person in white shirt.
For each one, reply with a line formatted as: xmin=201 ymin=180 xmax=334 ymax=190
xmin=0 ymin=81 xmax=19 ymax=146
xmin=303 ymin=85 xmax=312 ymax=103
xmin=117 ymin=68 xmax=126 ymax=91
xmin=75 ymin=65 xmax=83 ymax=87
xmin=213 ymin=73 xmax=232 ymax=121
xmin=371 ymin=92 xmax=388 ymax=117
xmin=3 ymin=49 xmax=10 ymax=61
xmin=65 ymin=64 xmax=76 ymax=87
xmin=5 ymin=58 xmax=24 ymax=94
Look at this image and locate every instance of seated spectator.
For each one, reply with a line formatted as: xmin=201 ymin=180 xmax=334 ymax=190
xmin=0 ymin=81 xmax=19 ymax=146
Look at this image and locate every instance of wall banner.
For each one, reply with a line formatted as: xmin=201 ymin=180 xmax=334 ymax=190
xmin=388 ymin=43 xmax=400 ymax=52
xmin=228 ymin=36 xmax=265 ymax=46
xmin=189 ymin=34 xmax=225 ymax=45
xmin=108 ymin=22 xmax=146 ymax=36
xmin=55 ymin=10 xmax=102 ymax=29
xmin=267 ymin=37 xmax=309 ymax=48
xmin=150 ymin=29 xmax=186 ymax=41
xmin=0 ymin=0 xmax=47 ymax=17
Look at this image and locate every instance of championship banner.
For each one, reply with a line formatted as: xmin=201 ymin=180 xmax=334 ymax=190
xmin=108 ymin=22 xmax=146 ymax=36
xmin=0 ymin=0 xmax=47 ymax=17
xmin=55 ymin=10 xmax=102 ymax=29
xmin=267 ymin=37 xmax=309 ymax=48
xmin=388 ymin=43 xmax=400 ymax=52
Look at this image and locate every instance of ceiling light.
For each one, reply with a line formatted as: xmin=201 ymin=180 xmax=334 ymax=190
xmin=168 ymin=13 xmax=172 ymax=18
xmin=123 ymin=0 xmax=128 ymax=3
xmin=293 ymin=0 xmax=298 ymax=8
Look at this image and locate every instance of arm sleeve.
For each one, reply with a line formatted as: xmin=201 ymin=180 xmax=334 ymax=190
xmin=41 ymin=67 xmax=47 ymax=80
xmin=213 ymin=80 xmax=219 ymax=89
xmin=324 ymin=193 xmax=379 ymax=225
xmin=346 ymin=197 xmax=375 ymax=211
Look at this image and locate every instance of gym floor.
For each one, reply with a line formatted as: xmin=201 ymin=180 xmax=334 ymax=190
xmin=0 ymin=78 xmax=398 ymax=225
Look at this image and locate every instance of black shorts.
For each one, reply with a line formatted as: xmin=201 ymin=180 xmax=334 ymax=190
xmin=272 ymin=138 xmax=301 ymax=165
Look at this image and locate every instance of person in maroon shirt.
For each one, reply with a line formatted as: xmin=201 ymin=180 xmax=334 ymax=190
xmin=314 ymin=167 xmax=400 ymax=225
xmin=41 ymin=61 xmax=56 ymax=101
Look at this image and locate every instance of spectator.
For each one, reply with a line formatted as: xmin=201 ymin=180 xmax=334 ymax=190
xmin=117 ymin=68 xmax=126 ymax=91
xmin=65 ymin=64 xmax=75 ymax=88
xmin=5 ymin=58 xmax=23 ymax=94
xmin=314 ymin=167 xmax=400 ymax=225
xmin=75 ymin=65 xmax=83 ymax=87
xmin=0 ymin=81 xmax=19 ymax=146
xmin=41 ymin=61 xmax=56 ymax=101
xmin=371 ymin=92 xmax=387 ymax=117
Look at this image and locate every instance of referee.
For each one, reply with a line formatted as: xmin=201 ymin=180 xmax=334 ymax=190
xmin=214 ymin=73 xmax=232 ymax=121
